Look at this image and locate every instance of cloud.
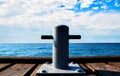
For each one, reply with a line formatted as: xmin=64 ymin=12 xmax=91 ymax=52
xmin=0 ymin=0 xmax=120 ymax=30
xmin=75 ymin=12 xmax=120 ymax=30
xmin=101 ymin=4 xmax=108 ymax=9
xmin=92 ymin=7 xmax=99 ymax=10
xmin=80 ymin=0 xmax=94 ymax=8
xmin=61 ymin=0 xmax=77 ymax=8
xmin=115 ymin=0 xmax=120 ymax=7
xmin=0 ymin=0 xmax=120 ymax=43
xmin=68 ymin=11 xmax=120 ymax=43
xmin=0 ymin=0 xmax=120 ymax=31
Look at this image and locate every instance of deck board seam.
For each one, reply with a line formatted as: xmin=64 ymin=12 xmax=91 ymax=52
xmin=24 ymin=64 xmax=39 ymax=76
xmin=0 ymin=63 xmax=15 ymax=72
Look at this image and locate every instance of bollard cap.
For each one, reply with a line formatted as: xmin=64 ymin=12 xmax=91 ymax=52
xmin=55 ymin=25 xmax=68 ymax=30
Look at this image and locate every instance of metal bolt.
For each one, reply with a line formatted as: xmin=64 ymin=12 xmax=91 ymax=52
xmin=45 ymin=62 xmax=50 ymax=64
xmin=71 ymin=61 xmax=75 ymax=64
xmin=76 ymin=69 xmax=81 ymax=72
xmin=41 ymin=69 xmax=47 ymax=73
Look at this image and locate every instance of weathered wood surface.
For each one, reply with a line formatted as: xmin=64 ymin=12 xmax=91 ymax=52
xmin=0 ymin=64 xmax=10 ymax=69
xmin=0 ymin=56 xmax=119 ymax=76
xmin=0 ymin=64 xmax=35 ymax=76
xmin=86 ymin=63 xmax=120 ymax=76
xmin=0 ymin=63 xmax=12 ymax=72
xmin=31 ymin=64 xmax=42 ymax=76
xmin=79 ymin=64 xmax=91 ymax=74
xmin=108 ymin=62 xmax=120 ymax=68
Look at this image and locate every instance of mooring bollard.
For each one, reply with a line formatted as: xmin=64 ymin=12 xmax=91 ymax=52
xmin=53 ymin=25 xmax=69 ymax=69
xmin=36 ymin=25 xmax=85 ymax=75
xmin=41 ymin=25 xmax=80 ymax=70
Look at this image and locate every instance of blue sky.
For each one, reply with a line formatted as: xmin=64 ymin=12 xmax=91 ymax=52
xmin=0 ymin=0 xmax=120 ymax=43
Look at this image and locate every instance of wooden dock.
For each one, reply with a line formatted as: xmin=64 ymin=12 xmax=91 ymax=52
xmin=0 ymin=56 xmax=120 ymax=76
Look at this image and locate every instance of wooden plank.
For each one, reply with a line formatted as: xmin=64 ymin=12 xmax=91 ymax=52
xmin=30 ymin=64 xmax=42 ymax=76
xmin=0 ymin=63 xmax=10 ymax=70
xmin=108 ymin=62 xmax=120 ymax=68
xmin=86 ymin=63 xmax=120 ymax=76
xmin=79 ymin=64 xmax=90 ymax=73
xmin=0 ymin=63 xmax=35 ymax=76
xmin=86 ymin=63 xmax=120 ymax=72
xmin=85 ymin=63 xmax=95 ymax=72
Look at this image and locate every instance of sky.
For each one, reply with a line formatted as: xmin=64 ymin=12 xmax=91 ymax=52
xmin=0 ymin=0 xmax=120 ymax=43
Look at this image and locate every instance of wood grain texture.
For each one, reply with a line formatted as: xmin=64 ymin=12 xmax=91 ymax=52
xmin=0 ymin=63 xmax=10 ymax=70
xmin=108 ymin=62 xmax=120 ymax=68
xmin=86 ymin=63 xmax=120 ymax=72
xmin=0 ymin=64 xmax=35 ymax=76
xmin=30 ymin=64 xmax=42 ymax=76
xmin=0 ymin=56 xmax=119 ymax=76
xmin=86 ymin=63 xmax=120 ymax=76
xmin=0 ymin=63 xmax=13 ymax=72
xmin=79 ymin=64 xmax=90 ymax=73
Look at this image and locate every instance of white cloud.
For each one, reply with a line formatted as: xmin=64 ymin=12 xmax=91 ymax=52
xmin=0 ymin=0 xmax=120 ymax=31
xmin=74 ymin=12 xmax=120 ymax=32
xmin=66 ymin=11 xmax=120 ymax=37
xmin=115 ymin=0 xmax=120 ymax=7
xmin=0 ymin=0 xmax=120 ymax=43
xmin=101 ymin=4 xmax=108 ymax=9
xmin=0 ymin=0 xmax=120 ymax=30
xmin=80 ymin=0 xmax=94 ymax=8
xmin=61 ymin=0 xmax=77 ymax=8
xmin=92 ymin=7 xmax=99 ymax=10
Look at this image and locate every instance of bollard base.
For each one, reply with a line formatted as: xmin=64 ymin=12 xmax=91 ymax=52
xmin=36 ymin=62 xmax=85 ymax=75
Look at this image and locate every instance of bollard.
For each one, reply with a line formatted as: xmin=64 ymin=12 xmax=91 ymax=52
xmin=36 ymin=25 xmax=85 ymax=75
xmin=53 ymin=25 xmax=69 ymax=69
xmin=41 ymin=25 xmax=81 ymax=70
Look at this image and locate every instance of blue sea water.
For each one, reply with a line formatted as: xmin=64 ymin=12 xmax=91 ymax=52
xmin=0 ymin=43 xmax=120 ymax=57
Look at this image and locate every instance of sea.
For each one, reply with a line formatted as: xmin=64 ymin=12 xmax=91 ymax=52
xmin=0 ymin=43 xmax=120 ymax=57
